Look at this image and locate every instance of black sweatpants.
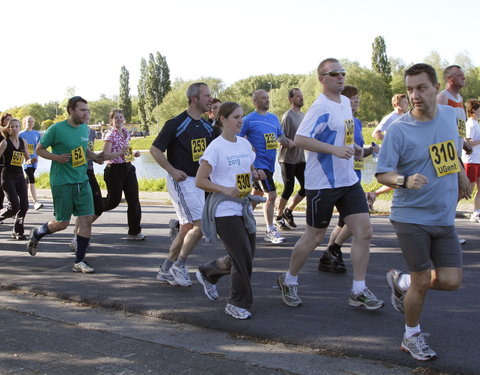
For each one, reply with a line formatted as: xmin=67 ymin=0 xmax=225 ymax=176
xmin=199 ymin=216 xmax=256 ymax=309
xmin=0 ymin=171 xmax=29 ymax=235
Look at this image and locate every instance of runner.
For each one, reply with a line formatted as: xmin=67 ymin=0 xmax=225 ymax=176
xmin=26 ymin=96 xmax=104 ymax=274
xmin=0 ymin=118 xmax=31 ymax=240
xmin=195 ymin=102 xmax=265 ymax=319
xmin=277 ymin=58 xmax=383 ymax=310
xmin=19 ymin=116 xmax=43 ymax=210
xmin=150 ymin=82 xmax=214 ymax=287
xmin=0 ymin=113 xmax=13 ymax=214
xmin=239 ymin=89 xmax=292 ymax=244
xmin=102 ymin=109 xmax=144 ymax=241
xmin=376 ymin=63 xmax=470 ymax=361
xmin=274 ymin=88 xmax=306 ymax=231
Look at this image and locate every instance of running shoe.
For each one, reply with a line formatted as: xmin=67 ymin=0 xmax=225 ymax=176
xmin=34 ymin=202 xmax=44 ymax=211
xmin=156 ymin=269 xmax=178 ymax=285
xmin=277 ymin=274 xmax=302 ymax=307
xmin=69 ymin=238 xmax=77 ymax=253
xmin=127 ymin=233 xmax=146 ymax=241
xmin=72 ymin=261 xmax=95 ymax=274
xmin=11 ymin=233 xmax=27 ymax=241
xmin=459 ymin=238 xmax=466 ymax=245
xmin=169 ymin=219 xmax=180 ymax=243
xmin=469 ymin=211 xmax=480 ymax=223
xmin=264 ymin=229 xmax=285 ymax=244
xmin=195 ymin=270 xmax=219 ymax=300
xmin=386 ymin=269 xmax=406 ymax=313
xmin=27 ymin=228 xmax=39 ymax=256
xmin=401 ymin=333 xmax=437 ymax=361
xmin=169 ymin=264 xmax=192 ymax=287
xmin=282 ymin=208 xmax=297 ymax=228
xmin=224 ymin=303 xmax=252 ymax=320
xmin=349 ymin=287 xmax=384 ymax=310
xmin=274 ymin=217 xmax=289 ymax=231
xmin=318 ymin=246 xmax=347 ymax=273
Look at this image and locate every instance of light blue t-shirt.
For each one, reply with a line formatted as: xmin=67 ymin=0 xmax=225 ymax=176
xmin=239 ymin=111 xmax=283 ymax=172
xmin=376 ymin=105 xmax=461 ymax=226
xmin=19 ymin=129 xmax=41 ymax=169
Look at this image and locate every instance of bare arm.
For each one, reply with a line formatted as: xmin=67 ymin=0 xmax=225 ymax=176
xmin=376 ymin=171 xmax=428 ymax=189
xmin=36 ymin=143 xmax=71 ymax=164
xmin=277 ymin=134 xmax=293 ymax=148
xmin=102 ymin=140 xmax=127 ymax=160
xmin=436 ymin=91 xmax=448 ymax=105
xmin=195 ymin=160 xmax=239 ymax=198
xmin=22 ymin=139 xmax=32 ymax=164
xmin=293 ymin=134 xmax=354 ymax=159
xmin=0 ymin=140 xmax=6 ymax=159
xmin=372 ymin=128 xmax=384 ymax=140
xmin=150 ymin=144 xmax=187 ymax=182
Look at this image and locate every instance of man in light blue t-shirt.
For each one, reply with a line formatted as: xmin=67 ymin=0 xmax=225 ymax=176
xmin=239 ymin=89 xmax=292 ymax=244
xmin=376 ymin=63 xmax=471 ymax=362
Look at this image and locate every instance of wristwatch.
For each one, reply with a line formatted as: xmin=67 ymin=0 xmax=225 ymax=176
xmin=396 ymin=175 xmax=408 ymax=188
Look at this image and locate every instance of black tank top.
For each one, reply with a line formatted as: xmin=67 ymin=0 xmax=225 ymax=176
xmin=2 ymin=137 xmax=25 ymax=175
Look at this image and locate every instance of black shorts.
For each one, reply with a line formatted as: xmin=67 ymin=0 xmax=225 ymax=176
xmin=306 ymin=182 xmax=368 ymax=228
xmin=252 ymin=168 xmax=276 ymax=193
xmin=24 ymin=167 xmax=36 ymax=184
xmin=87 ymin=169 xmax=104 ymax=217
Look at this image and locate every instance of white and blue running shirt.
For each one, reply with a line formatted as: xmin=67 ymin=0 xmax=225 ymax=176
xmin=296 ymin=94 xmax=358 ymax=190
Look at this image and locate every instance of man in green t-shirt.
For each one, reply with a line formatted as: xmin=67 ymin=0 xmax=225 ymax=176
xmin=27 ymin=96 xmax=104 ymax=274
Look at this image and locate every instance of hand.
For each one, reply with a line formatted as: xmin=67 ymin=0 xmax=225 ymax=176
xmin=134 ymin=151 xmax=141 ymax=158
xmin=56 ymin=153 xmax=71 ymax=164
xmin=121 ymin=144 xmax=130 ymax=153
xmin=171 ymin=169 xmax=188 ymax=182
xmin=463 ymin=140 xmax=473 ymax=155
xmin=405 ymin=173 xmax=428 ymax=189
xmin=95 ymin=152 xmax=105 ymax=164
xmin=257 ymin=169 xmax=267 ymax=180
xmin=458 ymin=171 xmax=472 ymax=200
xmin=30 ymin=156 xmax=38 ymax=164
xmin=372 ymin=144 xmax=380 ymax=153
xmin=353 ymin=143 xmax=363 ymax=161
xmin=333 ymin=145 xmax=354 ymax=159
xmin=221 ymin=186 xmax=240 ymax=198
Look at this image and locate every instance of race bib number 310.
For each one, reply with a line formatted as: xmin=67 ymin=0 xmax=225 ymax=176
xmin=191 ymin=138 xmax=206 ymax=162
xmin=236 ymin=173 xmax=251 ymax=197
xmin=428 ymin=140 xmax=461 ymax=177
xmin=71 ymin=146 xmax=87 ymax=168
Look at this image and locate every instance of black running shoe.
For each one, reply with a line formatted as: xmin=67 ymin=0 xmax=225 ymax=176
xmin=318 ymin=246 xmax=347 ymax=273
xmin=282 ymin=208 xmax=297 ymax=228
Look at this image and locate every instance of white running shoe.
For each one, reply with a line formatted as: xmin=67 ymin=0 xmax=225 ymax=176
xmin=169 ymin=264 xmax=192 ymax=287
xmin=264 ymin=229 xmax=285 ymax=244
xmin=72 ymin=261 xmax=95 ymax=274
xmin=469 ymin=212 xmax=480 ymax=223
xmin=34 ymin=202 xmax=44 ymax=211
xmin=196 ymin=270 xmax=218 ymax=300
xmin=224 ymin=303 xmax=252 ymax=320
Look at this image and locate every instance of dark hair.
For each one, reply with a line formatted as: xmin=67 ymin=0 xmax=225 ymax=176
xmin=404 ymin=63 xmax=438 ymax=85
xmin=444 ymin=65 xmax=462 ymax=80
xmin=466 ymin=99 xmax=480 ymax=118
xmin=186 ymin=82 xmax=208 ymax=104
xmin=1 ymin=112 xmax=13 ymax=127
xmin=216 ymin=102 xmax=241 ymax=128
xmin=67 ymin=96 xmax=88 ymax=115
xmin=109 ymin=108 xmax=124 ymax=122
xmin=1 ymin=118 xmax=20 ymax=139
xmin=317 ymin=58 xmax=339 ymax=77
xmin=211 ymin=98 xmax=222 ymax=105
xmin=288 ymin=88 xmax=301 ymax=99
xmin=341 ymin=85 xmax=358 ymax=99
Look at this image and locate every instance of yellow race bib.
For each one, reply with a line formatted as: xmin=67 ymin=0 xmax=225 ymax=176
xmin=11 ymin=151 xmax=24 ymax=166
xmin=457 ymin=119 xmax=466 ymax=138
xmin=354 ymin=160 xmax=364 ymax=170
xmin=236 ymin=173 xmax=252 ymax=197
xmin=428 ymin=140 xmax=461 ymax=177
xmin=71 ymin=146 xmax=87 ymax=168
xmin=28 ymin=144 xmax=34 ymax=155
xmin=191 ymin=138 xmax=206 ymax=162
xmin=124 ymin=147 xmax=134 ymax=162
xmin=264 ymin=133 xmax=278 ymax=150
xmin=344 ymin=119 xmax=354 ymax=145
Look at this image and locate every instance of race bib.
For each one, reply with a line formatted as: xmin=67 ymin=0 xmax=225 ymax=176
xmin=457 ymin=119 xmax=466 ymax=138
xmin=354 ymin=160 xmax=364 ymax=170
xmin=88 ymin=141 xmax=94 ymax=151
xmin=191 ymin=138 xmax=206 ymax=162
xmin=428 ymin=140 xmax=461 ymax=177
xmin=344 ymin=119 xmax=354 ymax=145
xmin=28 ymin=144 xmax=34 ymax=154
xmin=236 ymin=173 xmax=252 ymax=197
xmin=124 ymin=147 xmax=134 ymax=162
xmin=264 ymin=133 xmax=278 ymax=150
xmin=71 ymin=146 xmax=86 ymax=168
xmin=11 ymin=151 xmax=24 ymax=166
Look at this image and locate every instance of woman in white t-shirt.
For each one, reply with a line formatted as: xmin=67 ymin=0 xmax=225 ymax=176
xmin=195 ymin=102 xmax=264 ymax=320
xmin=462 ymin=99 xmax=480 ymax=222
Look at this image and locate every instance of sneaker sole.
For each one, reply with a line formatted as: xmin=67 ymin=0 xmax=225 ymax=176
xmin=27 ymin=228 xmax=37 ymax=256
xmin=318 ymin=262 xmax=347 ymax=273
xmin=195 ymin=271 xmax=217 ymax=300
xmin=348 ymin=299 xmax=384 ymax=310
xmin=72 ymin=267 xmax=95 ymax=274
xmin=127 ymin=236 xmax=147 ymax=241
xmin=386 ymin=271 xmax=404 ymax=313
xmin=224 ymin=308 xmax=252 ymax=320
xmin=170 ymin=270 xmax=192 ymax=287
xmin=155 ymin=275 xmax=178 ymax=286
xmin=264 ymin=237 xmax=286 ymax=244
xmin=400 ymin=343 xmax=437 ymax=361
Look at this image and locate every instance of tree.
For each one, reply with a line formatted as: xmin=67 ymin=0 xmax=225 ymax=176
xmin=89 ymin=96 xmax=117 ymax=125
xmin=371 ymin=36 xmax=392 ymax=101
xmin=137 ymin=58 xmax=147 ymax=131
xmin=424 ymin=50 xmax=448 ymax=88
xmin=118 ymin=65 xmax=132 ymax=122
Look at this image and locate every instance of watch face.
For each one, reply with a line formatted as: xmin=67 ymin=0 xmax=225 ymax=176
xmin=396 ymin=175 xmax=405 ymax=186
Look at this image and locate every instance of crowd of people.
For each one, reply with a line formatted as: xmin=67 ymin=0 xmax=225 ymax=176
xmin=0 ymin=59 xmax=474 ymax=362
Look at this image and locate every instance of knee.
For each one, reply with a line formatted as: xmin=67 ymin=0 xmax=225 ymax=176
xmin=436 ymin=276 xmax=462 ymax=291
xmin=267 ymin=192 xmax=277 ymax=203
xmin=56 ymin=221 xmax=70 ymax=231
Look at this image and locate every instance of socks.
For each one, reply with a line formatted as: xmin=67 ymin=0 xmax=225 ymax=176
xmin=35 ymin=222 xmax=52 ymax=240
xmin=285 ymin=272 xmax=298 ymax=285
xmin=398 ymin=273 xmax=411 ymax=290
xmin=174 ymin=257 xmax=186 ymax=267
xmin=161 ymin=259 xmax=174 ymax=272
xmin=75 ymin=235 xmax=90 ymax=263
xmin=352 ymin=280 xmax=366 ymax=294
xmin=404 ymin=324 xmax=421 ymax=338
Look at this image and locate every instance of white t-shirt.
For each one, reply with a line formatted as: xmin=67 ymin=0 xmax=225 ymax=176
xmin=296 ymin=94 xmax=358 ymax=189
xmin=200 ymin=135 xmax=256 ymax=217
xmin=462 ymin=118 xmax=480 ymax=164
xmin=374 ymin=111 xmax=401 ymax=135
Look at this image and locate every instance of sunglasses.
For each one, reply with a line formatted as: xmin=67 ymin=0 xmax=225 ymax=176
xmin=321 ymin=70 xmax=346 ymax=77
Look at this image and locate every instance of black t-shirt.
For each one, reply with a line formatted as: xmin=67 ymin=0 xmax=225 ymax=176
xmin=3 ymin=137 xmax=25 ymax=176
xmin=152 ymin=111 xmax=214 ymax=177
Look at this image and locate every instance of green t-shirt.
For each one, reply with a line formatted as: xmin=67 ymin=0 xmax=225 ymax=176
xmin=40 ymin=120 xmax=89 ymax=186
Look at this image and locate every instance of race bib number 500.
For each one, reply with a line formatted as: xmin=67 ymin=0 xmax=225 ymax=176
xmin=428 ymin=140 xmax=461 ymax=177
xmin=191 ymin=138 xmax=206 ymax=162
xmin=11 ymin=151 xmax=24 ymax=166
xmin=71 ymin=146 xmax=87 ymax=168
xmin=236 ymin=173 xmax=251 ymax=197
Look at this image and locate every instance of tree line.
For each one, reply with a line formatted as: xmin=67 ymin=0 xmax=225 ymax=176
xmin=3 ymin=37 xmax=480 ymax=132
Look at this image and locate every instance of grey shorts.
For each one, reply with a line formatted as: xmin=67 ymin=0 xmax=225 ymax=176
xmin=390 ymin=220 xmax=462 ymax=272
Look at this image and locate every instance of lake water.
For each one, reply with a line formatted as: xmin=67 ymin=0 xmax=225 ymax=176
xmin=36 ymin=153 xmax=377 ymax=184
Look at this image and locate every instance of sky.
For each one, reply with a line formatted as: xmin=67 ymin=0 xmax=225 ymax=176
xmin=1 ymin=0 xmax=479 ymax=110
